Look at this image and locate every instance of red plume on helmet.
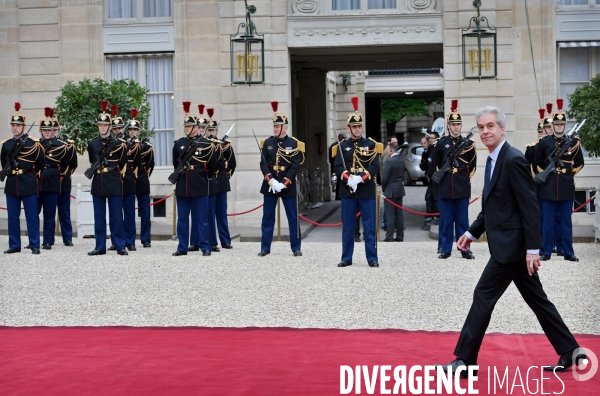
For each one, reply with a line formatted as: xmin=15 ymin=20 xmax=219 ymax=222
xmin=538 ymin=109 xmax=545 ymax=119
xmin=198 ymin=104 xmax=205 ymax=115
xmin=49 ymin=108 xmax=55 ymax=118
xmin=111 ymin=105 xmax=118 ymax=116
xmin=183 ymin=101 xmax=191 ymax=114
xmin=14 ymin=102 xmax=21 ymax=112
xmin=450 ymin=99 xmax=458 ymax=113
xmin=546 ymin=103 xmax=553 ymax=115
xmin=271 ymin=101 xmax=278 ymax=113
xmin=556 ymin=99 xmax=563 ymax=111
xmin=351 ymin=96 xmax=359 ymax=112
xmin=44 ymin=107 xmax=52 ymax=118
xmin=207 ymin=108 xmax=214 ymax=119
xmin=131 ymin=109 xmax=138 ymax=119
xmin=100 ymin=100 xmax=108 ymax=112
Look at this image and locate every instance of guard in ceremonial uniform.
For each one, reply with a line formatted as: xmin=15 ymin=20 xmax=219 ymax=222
xmin=136 ymin=128 xmax=154 ymax=248
xmin=204 ymin=107 xmax=222 ymax=253
xmin=87 ymin=100 xmax=128 ymax=256
xmin=258 ymin=101 xmax=305 ymax=257
xmin=525 ymin=109 xmax=548 ymax=238
xmin=533 ymin=99 xmax=584 ymax=262
xmin=37 ymin=107 xmax=69 ymax=249
xmin=206 ymin=109 xmax=236 ymax=250
xmin=334 ymin=96 xmax=381 ymax=268
xmin=172 ymin=102 xmax=218 ymax=256
xmin=54 ymin=111 xmax=77 ymax=246
xmin=431 ymin=100 xmax=477 ymax=259
xmin=2 ymin=103 xmax=44 ymax=254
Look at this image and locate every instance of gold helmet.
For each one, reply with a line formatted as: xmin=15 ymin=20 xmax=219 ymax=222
xmin=271 ymin=101 xmax=288 ymax=125
xmin=347 ymin=96 xmax=363 ymax=125
xmin=11 ymin=102 xmax=25 ymax=125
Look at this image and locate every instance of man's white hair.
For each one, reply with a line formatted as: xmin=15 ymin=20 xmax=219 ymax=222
xmin=474 ymin=106 xmax=506 ymax=128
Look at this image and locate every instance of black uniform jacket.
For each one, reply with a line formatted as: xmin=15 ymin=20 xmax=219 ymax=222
xmin=87 ymin=136 xmax=128 ymax=197
xmin=39 ymin=138 xmax=70 ymax=194
xmin=431 ymin=134 xmax=477 ymax=199
xmin=419 ymin=146 xmax=432 ymax=172
xmin=533 ymin=134 xmax=584 ymax=201
xmin=216 ymin=139 xmax=236 ymax=194
xmin=123 ymin=138 xmax=142 ymax=196
xmin=1 ymin=135 xmax=44 ymax=196
xmin=207 ymin=137 xmax=223 ymax=197
xmin=468 ymin=142 xmax=541 ymax=264
xmin=135 ymin=138 xmax=154 ymax=196
xmin=524 ymin=138 xmax=542 ymax=197
xmin=334 ymin=136 xmax=380 ymax=200
xmin=60 ymin=138 xmax=78 ymax=194
xmin=259 ymin=134 xmax=304 ymax=198
xmin=172 ymin=135 xmax=218 ymax=198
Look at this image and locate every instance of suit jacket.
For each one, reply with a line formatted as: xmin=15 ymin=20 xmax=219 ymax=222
xmin=382 ymin=154 xmax=406 ymax=199
xmin=468 ymin=142 xmax=541 ymax=264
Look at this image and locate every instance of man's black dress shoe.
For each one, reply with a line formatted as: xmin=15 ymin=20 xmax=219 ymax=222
xmin=435 ymin=358 xmax=477 ymax=378
xmin=354 ymin=236 xmax=361 ymax=242
xmin=564 ymin=255 xmax=579 ymax=262
xmin=24 ymin=244 xmax=31 ymax=249
xmin=293 ymin=250 xmax=302 ymax=257
xmin=42 ymin=243 xmax=52 ymax=250
xmin=438 ymin=252 xmax=451 ymax=259
xmin=557 ymin=251 xmax=564 ymax=256
xmin=88 ymin=249 xmax=106 ymax=256
xmin=107 ymin=245 xmax=116 ymax=251
xmin=202 ymin=250 xmax=211 ymax=256
xmin=211 ymin=245 xmax=220 ymax=252
xmin=222 ymin=243 xmax=233 ymax=249
xmin=394 ymin=238 xmax=403 ymax=242
xmin=4 ymin=247 xmax=21 ymax=254
xmin=172 ymin=250 xmax=187 ymax=256
xmin=437 ymin=247 xmax=442 ymax=254
xmin=188 ymin=245 xmax=200 ymax=252
xmin=544 ymin=349 xmax=588 ymax=372
xmin=383 ymin=239 xmax=394 ymax=242
xmin=127 ymin=245 xmax=136 ymax=251
xmin=462 ymin=251 xmax=475 ymax=260
xmin=258 ymin=250 xmax=270 ymax=257
xmin=64 ymin=240 xmax=73 ymax=246
xmin=31 ymin=247 xmax=40 ymax=255
xmin=540 ymin=255 xmax=551 ymax=261
xmin=116 ymin=249 xmax=128 ymax=256
xmin=368 ymin=261 xmax=379 ymax=267
xmin=142 ymin=242 xmax=151 ymax=248
xmin=337 ymin=261 xmax=352 ymax=267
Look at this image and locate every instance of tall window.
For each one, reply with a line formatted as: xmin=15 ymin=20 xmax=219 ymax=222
xmin=333 ymin=0 xmax=360 ymax=10
xmin=107 ymin=0 xmax=171 ymax=20
xmin=109 ymin=55 xmax=174 ymax=167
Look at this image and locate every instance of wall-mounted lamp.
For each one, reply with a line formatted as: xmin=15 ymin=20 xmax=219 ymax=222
xmin=462 ymin=0 xmax=497 ymax=80
xmin=230 ymin=0 xmax=265 ymax=85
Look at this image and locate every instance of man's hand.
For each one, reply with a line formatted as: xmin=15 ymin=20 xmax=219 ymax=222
xmin=268 ymin=179 xmax=276 ymax=194
xmin=526 ymin=253 xmax=541 ymax=276
xmin=347 ymin=175 xmax=361 ymax=192
xmin=457 ymin=234 xmax=472 ymax=252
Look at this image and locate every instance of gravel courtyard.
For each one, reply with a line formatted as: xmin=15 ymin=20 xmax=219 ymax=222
xmin=0 ymin=236 xmax=598 ymax=335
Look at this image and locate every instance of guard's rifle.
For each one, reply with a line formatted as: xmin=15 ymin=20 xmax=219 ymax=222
xmin=168 ymin=135 xmax=202 ymax=184
xmin=84 ymin=136 xmax=120 ymax=179
xmin=534 ymin=120 xmax=585 ymax=185
xmin=221 ymin=123 xmax=236 ymax=143
xmin=421 ymin=128 xmax=430 ymax=139
xmin=431 ymin=126 xmax=476 ymax=185
xmin=0 ymin=122 xmax=36 ymax=182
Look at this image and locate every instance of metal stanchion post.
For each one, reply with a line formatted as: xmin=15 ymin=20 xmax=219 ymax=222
xmin=172 ymin=189 xmax=177 ymax=239
xmin=376 ymin=190 xmax=381 ymax=243
xmin=277 ymin=197 xmax=281 ymax=241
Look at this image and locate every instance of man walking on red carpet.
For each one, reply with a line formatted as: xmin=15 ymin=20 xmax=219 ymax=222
xmin=436 ymin=106 xmax=586 ymax=377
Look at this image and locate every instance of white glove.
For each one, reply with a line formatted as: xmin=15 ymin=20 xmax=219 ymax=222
xmin=278 ymin=181 xmax=287 ymax=190
xmin=268 ymin=179 xmax=277 ymax=194
xmin=353 ymin=175 xmax=364 ymax=185
xmin=347 ymin=175 xmax=359 ymax=193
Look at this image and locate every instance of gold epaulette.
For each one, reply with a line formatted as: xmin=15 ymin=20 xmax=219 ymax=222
xmin=119 ymin=138 xmax=126 ymax=143
xmin=290 ymin=136 xmax=305 ymax=153
xmin=525 ymin=141 xmax=538 ymax=147
xmin=0 ymin=139 xmax=6 ymax=145
xmin=259 ymin=139 xmax=265 ymax=150
xmin=369 ymin=138 xmax=384 ymax=154
xmin=30 ymin=136 xmax=39 ymax=142
xmin=332 ymin=145 xmax=338 ymax=158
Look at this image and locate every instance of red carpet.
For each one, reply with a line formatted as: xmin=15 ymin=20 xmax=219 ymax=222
xmin=0 ymin=327 xmax=598 ymax=395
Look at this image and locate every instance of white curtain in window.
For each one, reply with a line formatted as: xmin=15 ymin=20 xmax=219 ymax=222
xmin=146 ymin=57 xmax=174 ymax=166
xmin=368 ymin=0 xmax=395 ymax=9
xmin=333 ymin=0 xmax=360 ymax=10
xmin=559 ymin=0 xmax=588 ymax=4
xmin=144 ymin=0 xmax=171 ymax=17
xmin=111 ymin=58 xmax=139 ymax=80
xmin=109 ymin=0 xmax=136 ymax=18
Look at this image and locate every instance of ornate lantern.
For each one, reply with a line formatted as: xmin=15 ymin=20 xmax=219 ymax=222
xmin=230 ymin=0 xmax=265 ymax=85
xmin=462 ymin=0 xmax=497 ymax=80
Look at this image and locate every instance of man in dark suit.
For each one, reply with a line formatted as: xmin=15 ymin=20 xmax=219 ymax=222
xmin=437 ymin=106 xmax=585 ymax=377
xmin=381 ymin=142 xmax=405 ymax=242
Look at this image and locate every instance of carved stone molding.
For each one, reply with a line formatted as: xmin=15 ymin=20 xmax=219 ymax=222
xmin=407 ymin=0 xmax=436 ymax=13
xmin=293 ymin=25 xmax=436 ymax=37
xmin=293 ymin=0 xmax=320 ymax=15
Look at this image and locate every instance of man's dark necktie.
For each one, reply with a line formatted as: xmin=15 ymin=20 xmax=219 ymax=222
xmin=484 ymin=156 xmax=492 ymax=200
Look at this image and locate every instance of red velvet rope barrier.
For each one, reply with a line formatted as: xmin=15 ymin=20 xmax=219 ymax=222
xmin=297 ymin=212 xmax=361 ymax=227
xmin=572 ymin=194 xmax=596 ymax=213
xmin=382 ymin=195 xmax=481 ymax=217
xmin=227 ymin=204 xmax=264 ymax=217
